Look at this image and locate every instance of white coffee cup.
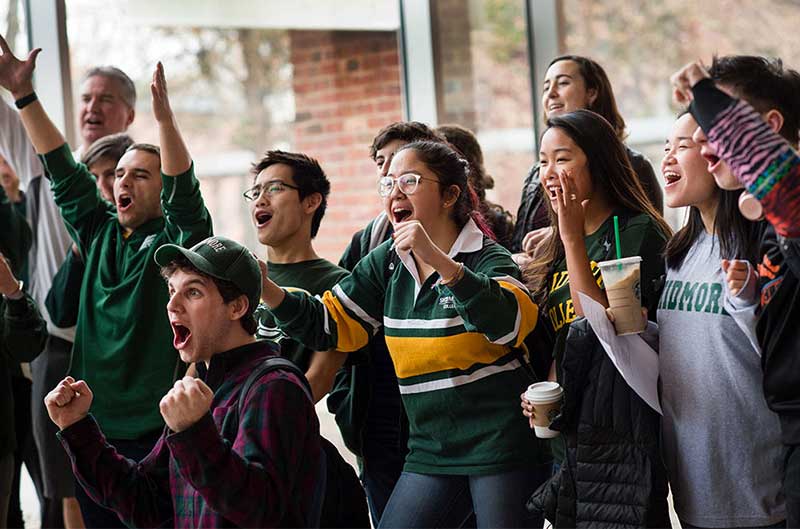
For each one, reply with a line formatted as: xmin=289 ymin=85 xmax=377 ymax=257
xmin=525 ymin=381 xmax=564 ymax=439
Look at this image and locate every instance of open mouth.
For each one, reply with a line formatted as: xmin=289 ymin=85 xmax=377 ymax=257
xmin=701 ymin=151 xmax=721 ymax=172
xmin=546 ymin=185 xmax=561 ymax=199
xmin=392 ymin=208 xmax=412 ymax=223
xmin=255 ymin=211 xmax=273 ymax=228
xmin=171 ymin=322 xmax=192 ymax=350
xmin=663 ymin=171 xmax=682 ymax=187
xmin=548 ymin=103 xmax=565 ymax=112
xmin=84 ymin=118 xmax=103 ymax=127
xmin=117 ymin=195 xmax=133 ymax=211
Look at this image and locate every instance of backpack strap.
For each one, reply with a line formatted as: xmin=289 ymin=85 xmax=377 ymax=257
xmin=237 ymin=356 xmax=313 ymax=419
xmin=236 ymin=357 xmax=326 ymax=528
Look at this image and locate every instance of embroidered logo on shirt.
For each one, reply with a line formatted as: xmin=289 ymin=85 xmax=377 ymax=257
xmin=438 ymin=295 xmax=455 ymax=310
xmin=140 ymin=234 xmax=157 ymax=251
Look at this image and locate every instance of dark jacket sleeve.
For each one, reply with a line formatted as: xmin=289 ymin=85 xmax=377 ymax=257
xmin=45 ymin=249 xmax=84 ymax=328
xmin=511 ymin=164 xmax=548 ymax=252
xmin=2 ymin=293 xmax=47 ymax=363
xmin=0 ymin=183 xmax=32 ymax=275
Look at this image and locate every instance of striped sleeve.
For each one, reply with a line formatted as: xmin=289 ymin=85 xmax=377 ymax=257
xmin=692 ymin=80 xmax=800 ymax=238
xmin=447 ymin=246 xmax=539 ymax=348
xmin=269 ymin=246 xmax=387 ymax=353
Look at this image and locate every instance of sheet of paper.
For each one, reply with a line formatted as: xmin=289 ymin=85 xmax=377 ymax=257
xmin=577 ymin=292 xmax=662 ymax=415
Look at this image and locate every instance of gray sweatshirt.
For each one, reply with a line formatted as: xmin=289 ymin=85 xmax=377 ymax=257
xmin=657 ymin=230 xmax=784 ymax=527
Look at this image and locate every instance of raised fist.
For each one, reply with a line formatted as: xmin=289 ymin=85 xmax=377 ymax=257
xmin=44 ymin=377 xmax=93 ymax=430
xmin=159 ymin=376 xmax=214 ymax=432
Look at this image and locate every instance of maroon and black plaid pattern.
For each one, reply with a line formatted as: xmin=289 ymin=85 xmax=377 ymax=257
xmin=58 ymin=341 xmax=323 ymax=528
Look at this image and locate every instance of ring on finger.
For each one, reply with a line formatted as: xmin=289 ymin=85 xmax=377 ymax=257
xmin=569 ymin=193 xmax=577 ymax=201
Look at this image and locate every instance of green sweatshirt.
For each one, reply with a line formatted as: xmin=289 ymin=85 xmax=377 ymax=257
xmin=271 ymin=219 xmax=549 ymax=474
xmin=41 ymin=144 xmax=213 ymax=439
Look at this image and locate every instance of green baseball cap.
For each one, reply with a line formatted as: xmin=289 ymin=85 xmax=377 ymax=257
xmin=154 ymin=236 xmax=262 ymax=314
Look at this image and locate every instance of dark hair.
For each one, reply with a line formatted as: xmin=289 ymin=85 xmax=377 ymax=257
xmin=436 ymin=124 xmax=495 ymax=199
xmin=251 ymin=150 xmax=330 ymax=238
xmin=127 ymin=143 xmax=161 ymax=159
xmin=524 ymin=110 xmax=672 ymax=302
xmin=547 ymin=55 xmax=627 ymax=140
xmin=665 ymin=189 xmax=761 ymax=269
xmin=396 ymin=140 xmax=495 ymax=240
xmin=370 ymin=121 xmax=442 ymax=160
xmin=709 ymin=55 xmax=800 ymax=145
xmin=81 ymin=133 xmax=135 ymax=169
xmin=83 ymin=66 xmax=136 ymax=109
xmin=160 ymin=256 xmax=258 ymax=335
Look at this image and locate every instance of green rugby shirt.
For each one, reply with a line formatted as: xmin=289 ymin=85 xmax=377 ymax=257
xmin=271 ymin=219 xmax=549 ymax=474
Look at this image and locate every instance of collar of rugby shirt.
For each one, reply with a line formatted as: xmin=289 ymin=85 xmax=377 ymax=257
xmin=397 ymin=217 xmax=486 ymax=297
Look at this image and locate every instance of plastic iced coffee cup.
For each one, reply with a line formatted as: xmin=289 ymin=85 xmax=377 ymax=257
xmin=597 ymin=256 xmax=645 ymax=336
xmin=525 ymin=382 xmax=564 ymax=439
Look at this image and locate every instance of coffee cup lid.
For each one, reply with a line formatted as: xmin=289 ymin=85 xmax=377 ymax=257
xmin=597 ymin=256 xmax=642 ymax=269
xmin=526 ymin=381 xmax=563 ymax=402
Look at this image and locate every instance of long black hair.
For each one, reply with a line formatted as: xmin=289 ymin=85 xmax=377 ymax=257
xmin=665 ymin=189 xmax=762 ymax=269
xmin=524 ymin=110 xmax=671 ymax=302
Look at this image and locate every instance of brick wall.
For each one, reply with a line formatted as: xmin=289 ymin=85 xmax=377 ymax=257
xmin=289 ymin=30 xmax=403 ymax=261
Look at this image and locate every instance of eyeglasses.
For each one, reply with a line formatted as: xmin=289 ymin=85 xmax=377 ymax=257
xmin=243 ymin=180 xmax=300 ymax=201
xmin=378 ymin=173 xmax=439 ymax=198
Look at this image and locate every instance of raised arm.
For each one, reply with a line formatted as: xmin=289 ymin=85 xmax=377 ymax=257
xmin=264 ymin=247 xmax=386 ymax=354
xmin=672 ymin=61 xmax=800 ymax=238
xmin=0 ymin=35 xmax=64 ymax=154
xmin=151 ymin=62 xmax=213 ymax=246
xmin=151 ymin=62 xmax=191 ymax=176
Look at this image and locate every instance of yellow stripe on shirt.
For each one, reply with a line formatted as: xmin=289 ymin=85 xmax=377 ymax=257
xmin=496 ymin=279 xmax=539 ymax=348
xmin=385 ymin=332 xmax=509 ymax=379
xmin=320 ymin=290 xmax=370 ymax=352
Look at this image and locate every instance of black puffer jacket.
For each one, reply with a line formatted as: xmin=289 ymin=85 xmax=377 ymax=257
xmin=527 ymin=318 xmax=670 ymax=528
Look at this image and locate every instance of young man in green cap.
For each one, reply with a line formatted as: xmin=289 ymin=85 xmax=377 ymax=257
xmin=0 ymin=39 xmax=213 ymax=526
xmin=45 ymin=235 xmax=323 ymax=528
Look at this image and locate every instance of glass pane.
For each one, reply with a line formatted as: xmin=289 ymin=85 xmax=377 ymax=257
xmin=0 ymin=0 xmax=29 ymax=103
xmin=65 ymin=0 xmax=403 ymax=261
xmin=431 ymin=0 xmax=536 ymax=217
xmin=559 ymin=0 xmax=800 ymax=228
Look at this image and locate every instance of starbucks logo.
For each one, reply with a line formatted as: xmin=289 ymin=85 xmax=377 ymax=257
xmin=633 ymin=279 xmax=641 ymax=302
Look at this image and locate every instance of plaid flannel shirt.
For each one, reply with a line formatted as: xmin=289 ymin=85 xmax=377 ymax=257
xmin=58 ymin=340 xmax=322 ymax=528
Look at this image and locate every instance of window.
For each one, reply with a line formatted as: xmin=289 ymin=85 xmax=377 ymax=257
xmin=431 ymin=0 xmax=536 ymax=217
xmin=65 ymin=0 xmax=403 ymax=260
xmin=558 ymin=0 xmax=800 ymax=227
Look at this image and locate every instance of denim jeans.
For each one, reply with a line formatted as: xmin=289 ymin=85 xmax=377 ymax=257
xmin=378 ymin=463 xmax=551 ymax=529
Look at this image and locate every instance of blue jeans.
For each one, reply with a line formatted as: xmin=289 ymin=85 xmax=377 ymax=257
xmin=378 ymin=463 xmax=551 ymax=529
